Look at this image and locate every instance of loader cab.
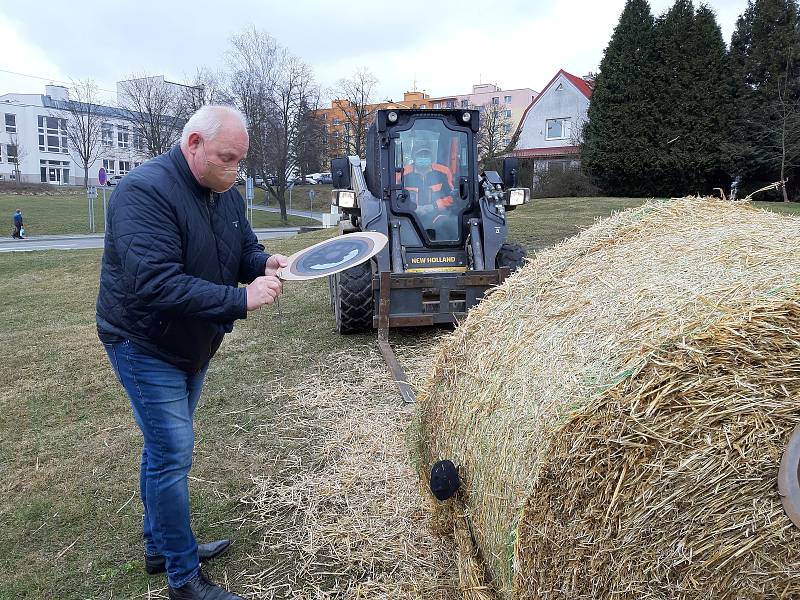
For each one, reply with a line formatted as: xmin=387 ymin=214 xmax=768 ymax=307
xmin=389 ymin=115 xmax=475 ymax=246
xmin=364 ymin=109 xmax=480 ymax=252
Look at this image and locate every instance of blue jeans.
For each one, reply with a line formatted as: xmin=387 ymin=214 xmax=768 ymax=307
xmin=104 ymin=340 xmax=208 ymax=587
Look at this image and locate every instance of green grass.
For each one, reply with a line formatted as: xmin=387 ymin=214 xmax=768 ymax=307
xmin=0 ymin=190 xmax=316 ymax=236
xmin=239 ymin=184 xmax=332 ymax=214
xmin=1 ymin=195 xmax=798 ymax=598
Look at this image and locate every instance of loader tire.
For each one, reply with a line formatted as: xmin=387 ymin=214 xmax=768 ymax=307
xmin=334 ymin=261 xmax=374 ymax=334
xmin=496 ymin=242 xmax=527 ymax=273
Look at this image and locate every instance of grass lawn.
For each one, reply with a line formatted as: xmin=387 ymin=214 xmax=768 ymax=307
xmin=1 ymin=196 xmax=798 ymax=599
xmin=239 ymin=184 xmax=332 ymax=214
xmin=0 ymin=190 xmax=316 ymax=236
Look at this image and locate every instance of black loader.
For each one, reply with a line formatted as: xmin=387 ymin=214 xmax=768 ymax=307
xmin=328 ymin=108 xmax=529 ymax=402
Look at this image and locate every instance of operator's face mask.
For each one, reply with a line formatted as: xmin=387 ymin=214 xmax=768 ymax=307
xmin=415 ymin=155 xmax=432 ymax=169
xmin=200 ymin=141 xmax=239 ymax=193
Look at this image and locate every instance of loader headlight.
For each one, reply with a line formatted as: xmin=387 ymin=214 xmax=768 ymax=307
xmin=461 ymin=112 xmax=471 ymax=123
xmin=332 ymin=189 xmax=357 ymax=209
xmin=505 ymin=188 xmax=530 ymax=206
xmin=387 ymin=111 xmax=398 ymax=123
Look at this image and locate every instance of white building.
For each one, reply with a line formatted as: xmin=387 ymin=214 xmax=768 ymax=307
xmin=0 ymin=77 xmax=197 ymax=186
xmin=509 ymin=69 xmax=594 ymax=171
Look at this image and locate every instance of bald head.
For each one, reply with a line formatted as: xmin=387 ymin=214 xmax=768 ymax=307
xmin=180 ymin=105 xmax=249 ymax=192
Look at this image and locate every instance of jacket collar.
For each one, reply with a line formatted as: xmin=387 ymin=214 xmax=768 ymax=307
xmin=169 ymin=144 xmax=210 ymax=197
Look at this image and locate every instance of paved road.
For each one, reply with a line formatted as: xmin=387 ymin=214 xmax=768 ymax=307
xmin=251 ymin=205 xmax=325 ymax=222
xmin=0 ymin=228 xmax=300 ymax=253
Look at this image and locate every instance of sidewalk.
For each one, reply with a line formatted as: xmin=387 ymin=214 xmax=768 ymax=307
xmin=0 ymin=227 xmax=301 ymax=243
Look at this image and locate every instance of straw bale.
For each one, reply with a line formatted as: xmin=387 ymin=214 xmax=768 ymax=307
xmin=414 ymin=198 xmax=800 ymax=599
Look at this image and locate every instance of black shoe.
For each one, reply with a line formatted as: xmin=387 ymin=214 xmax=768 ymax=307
xmin=168 ymin=570 xmax=242 ymax=600
xmin=146 ymin=539 xmax=231 ymax=575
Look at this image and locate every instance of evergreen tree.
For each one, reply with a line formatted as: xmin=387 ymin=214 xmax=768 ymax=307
xmin=651 ymin=1 xmax=729 ymax=195
xmin=582 ymin=0 xmax=659 ymax=196
xmin=728 ymin=0 xmax=800 ymax=200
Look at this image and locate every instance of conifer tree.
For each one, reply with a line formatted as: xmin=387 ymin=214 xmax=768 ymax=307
xmin=728 ymin=0 xmax=800 ymax=200
xmin=582 ymin=0 xmax=659 ymax=195
xmin=651 ymin=1 xmax=729 ymax=195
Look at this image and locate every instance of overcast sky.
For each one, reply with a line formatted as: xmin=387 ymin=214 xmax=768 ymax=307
xmin=1 ymin=0 xmax=746 ymax=106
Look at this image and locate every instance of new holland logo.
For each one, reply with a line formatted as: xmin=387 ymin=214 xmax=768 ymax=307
xmin=410 ymin=256 xmax=458 ymax=265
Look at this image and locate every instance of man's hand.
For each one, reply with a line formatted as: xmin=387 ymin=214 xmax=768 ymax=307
xmin=246 ymin=276 xmax=283 ymax=311
xmin=265 ymin=254 xmax=289 ymax=276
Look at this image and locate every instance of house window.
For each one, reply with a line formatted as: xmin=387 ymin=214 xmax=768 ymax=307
xmin=432 ymin=103 xmax=440 ymax=109
xmin=420 ymin=104 xmax=427 ymax=109
xmin=102 ymin=159 xmax=116 ymax=175
xmin=446 ymin=100 xmax=455 ymax=108
xmin=119 ymin=160 xmax=131 ymax=175
xmin=504 ymin=95 xmax=512 ymax=104
xmin=37 ymin=115 xmax=68 ymax=153
xmin=332 ymin=118 xmax=340 ymax=126
xmin=117 ymin=125 xmax=130 ymax=149
xmin=492 ymin=97 xmax=499 ymax=105
xmin=133 ymin=162 xmax=142 ymax=168
xmin=133 ymin=133 xmax=144 ymax=152
xmin=505 ymin=109 xmax=512 ymax=118
xmin=545 ymin=118 xmax=571 ymax=140
xmin=5 ymin=113 xmax=16 ymax=133
xmin=7 ymin=144 xmax=17 ymax=163
xmin=503 ymin=123 xmax=512 ymax=134
xmin=102 ymin=123 xmax=114 ymax=147
xmin=461 ymin=99 xmax=469 ymax=108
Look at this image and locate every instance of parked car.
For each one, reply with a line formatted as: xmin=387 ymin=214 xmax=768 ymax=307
xmin=317 ymin=173 xmax=333 ymax=185
xmin=106 ymin=174 xmax=124 ymax=187
xmin=304 ymin=176 xmax=318 ymax=185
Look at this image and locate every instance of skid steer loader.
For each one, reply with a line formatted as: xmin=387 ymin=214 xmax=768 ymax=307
xmin=328 ymin=108 xmax=529 ymax=402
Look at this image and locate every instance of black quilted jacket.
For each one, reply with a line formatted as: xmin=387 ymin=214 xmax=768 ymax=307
xmin=96 ymin=145 xmax=269 ymax=373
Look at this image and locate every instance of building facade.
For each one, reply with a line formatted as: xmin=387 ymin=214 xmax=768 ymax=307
xmin=0 ymin=78 xmax=195 ymax=186
xmin=316 ymin=83 xmax=537 ymax=164
xmin=509 ymin=70 xmax=594 ymax=172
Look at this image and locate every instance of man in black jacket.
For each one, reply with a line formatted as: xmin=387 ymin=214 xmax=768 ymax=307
xmin=96 ymin=105 xmax=285 ymax=600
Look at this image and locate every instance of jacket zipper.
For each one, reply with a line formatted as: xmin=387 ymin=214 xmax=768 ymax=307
xmin=206 ymin=192 xmax=224 ymax=282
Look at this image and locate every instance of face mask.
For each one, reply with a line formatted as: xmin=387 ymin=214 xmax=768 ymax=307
xmin=200 ymin=142 xmax=238 ymax=193
xmin=416 ymin=156 xmax=432 ymax=169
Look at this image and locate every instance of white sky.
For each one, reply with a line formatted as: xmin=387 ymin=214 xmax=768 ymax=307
xmin=0 ymin=0 xmax=745 ymax=106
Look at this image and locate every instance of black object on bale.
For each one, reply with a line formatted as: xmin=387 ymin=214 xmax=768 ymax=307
xmin=430 ymin=459 xmax=460 ymax=501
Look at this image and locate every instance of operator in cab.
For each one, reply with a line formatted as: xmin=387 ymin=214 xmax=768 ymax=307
xmin=404 ymin=146 xmax=454 ymax=217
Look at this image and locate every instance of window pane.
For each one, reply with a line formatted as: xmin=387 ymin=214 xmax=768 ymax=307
xmin=394 ymin=118 xmax=468 ymax=243
xmin=546 ymin=119 xmax=563 ymax=138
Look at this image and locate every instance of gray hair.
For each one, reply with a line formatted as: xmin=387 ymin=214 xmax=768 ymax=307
xmin=181 ymin=105 xmax=248 ymax=145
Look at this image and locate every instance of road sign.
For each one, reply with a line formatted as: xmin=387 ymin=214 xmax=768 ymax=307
xmin=87 ymin=185 xmax=97 ymax=199
xmin=246 ymin=177 xmax=254 ymax=201
xmin=98 ymin=167 xmax=107 ymax=186
xmin=277 ymin=232 xmax=388 ymax=281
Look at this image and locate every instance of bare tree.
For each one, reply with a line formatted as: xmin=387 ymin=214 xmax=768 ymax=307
xmin=117 ymin=75 xmax=192 ymax=158
xmin=227 ymin=27 xmax=279 ymax=185
xmin=475 ymin=101 xmax=513 ymax=167
xmin=227 ymin=28 xmax=319 ymax=222
xmin=330 ymin=68 xmax=378 ymax=158
xmin=182 ymin=67 xmax=233 ymax=114
xmin=60 ymin=79 xmax=104 ymax=187
xmin=7 ymin=132 xmax=26 ymax=183
xmin=295 ymin=95 xmax=326 ymax=177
